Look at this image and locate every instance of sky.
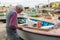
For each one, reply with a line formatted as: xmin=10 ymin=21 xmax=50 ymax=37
xmin=0 ymin=0 xmax=60 ymax=7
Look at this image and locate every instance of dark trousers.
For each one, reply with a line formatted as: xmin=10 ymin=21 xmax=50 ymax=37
xmin=6 ymin=27 xmax=20 ymax=40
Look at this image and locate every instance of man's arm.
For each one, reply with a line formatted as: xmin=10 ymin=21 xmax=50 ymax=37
xmin=9 ymin=12 xmax=20 ymax=29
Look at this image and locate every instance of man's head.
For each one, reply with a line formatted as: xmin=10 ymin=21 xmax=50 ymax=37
xmin=15 ymin=5 xmax=23 ymax=13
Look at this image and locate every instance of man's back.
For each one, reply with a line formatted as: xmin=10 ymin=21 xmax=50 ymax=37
xmin=6 ymin=8 xmax=16 ymax=27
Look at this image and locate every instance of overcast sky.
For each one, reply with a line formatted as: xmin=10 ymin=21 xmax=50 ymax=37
xmin=0 ymin=0 xmax=60 ymax=7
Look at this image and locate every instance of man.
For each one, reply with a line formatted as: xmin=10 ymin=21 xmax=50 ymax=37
xmin=6 ymin=5 xmax=23 ymax=40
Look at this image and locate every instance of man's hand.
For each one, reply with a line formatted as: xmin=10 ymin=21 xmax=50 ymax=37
xmin=18 ymin=26 xmax=23 ymax=30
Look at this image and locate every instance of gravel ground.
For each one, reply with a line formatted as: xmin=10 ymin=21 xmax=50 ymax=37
xmin=0 ymin=23 xmax=6 ymax=40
